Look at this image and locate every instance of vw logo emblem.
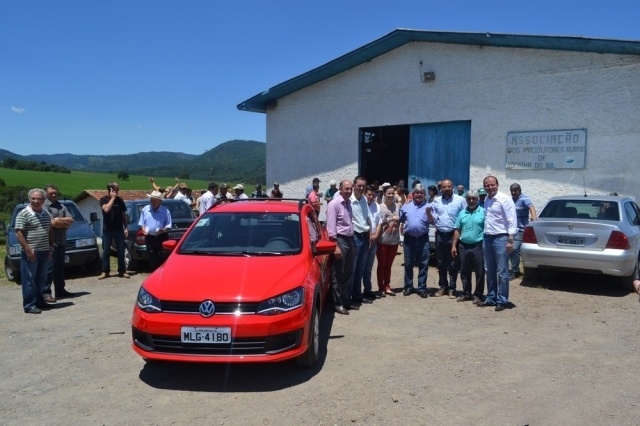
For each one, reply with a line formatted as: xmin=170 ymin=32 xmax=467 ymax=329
xmin=199 ymin=300 xmax=216 ymax=317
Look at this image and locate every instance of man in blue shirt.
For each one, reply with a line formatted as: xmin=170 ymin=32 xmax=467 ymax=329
xmin=139 ymin=191 xmax=172 ymax=271
xmin=399 ymin=184 xmax=430 ymax=298
xmin=427 ymin=179 xmax=467 ymax=298
xmin=509 ymin=183 xmax=537 ymax=280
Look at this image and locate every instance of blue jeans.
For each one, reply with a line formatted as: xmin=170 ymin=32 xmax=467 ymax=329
xmin=21 ymin=250 xmax=50 ymax=310
xmin=483 ymin=234 xmax=510 ymax=305
xmin=509 ymin=230 xmax=524 ymax=275
xmin=363 ymin=239 xmax=377 ymax=294
xmin=403 ymin=234 xmax=429 ymax=291
xmin=351 ymin=232 xmax=370 ymax=303
xmin=45 ymin=244 xmax=66 ymax=295
xmin=102 ymin=228 xmax=126 ymax=275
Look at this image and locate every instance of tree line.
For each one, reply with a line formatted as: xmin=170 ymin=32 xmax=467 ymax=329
xmin=1 ymin=157 xmax=71 ymax=173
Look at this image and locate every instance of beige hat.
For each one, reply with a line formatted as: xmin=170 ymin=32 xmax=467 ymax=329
xmin=148 ymin=190 xmax=164 ymax=200
xmin=178 ymin=182 xmax=188 ymax=189
xmin=233 ymin=184 xmax=244 ymax=190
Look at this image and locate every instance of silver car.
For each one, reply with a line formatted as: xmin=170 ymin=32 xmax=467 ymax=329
xmin=521 ymin=195 xmax=640 ymax=289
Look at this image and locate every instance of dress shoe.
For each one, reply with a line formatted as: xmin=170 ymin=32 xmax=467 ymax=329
xmin=417 ymin=290 xmax=429 ymax=299
xmin=472 ymin=296 xmax=483 ymax=305
xmin=119 ymin=273 xmax=131 ymax=278
xmin=385 ymin=289 xmax=396 ymax=297
xmin=456 ymin=295 xmax=472 ymax=302
xmin=360 ymin=298 xmax=373 ymax=304
xmin=363 ymin=290 xmax=378 ymax=300
xmin=403 ymin=288 xmax=413 ymax=296
xmin=334 ymin=306 xmax=349 ymax=315
xmin=98 ymin=272 xmax=109 ymax=280
xmin=346 ymin=304 xmax=360 ymax=310
xmin=25 ymin=307 xmax=42 ymax=314
xmin=56 ymin=290 xmax=75 ymax=299
xmin=434 ymin=288 xmax=446 ymax=297
xmin=43 ymin=294 xmax=56 ymax=303
xmin=495 ymin=304 xmax=506 ymax=311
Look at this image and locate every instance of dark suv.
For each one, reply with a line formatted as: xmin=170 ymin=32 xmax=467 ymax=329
xmin=117 ymin=198 xmax=197 ymax=270
xmin=4 ymin=201 xmax=101 ymax=282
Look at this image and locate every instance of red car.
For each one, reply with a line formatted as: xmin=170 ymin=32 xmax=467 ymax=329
xmin=131 ymin=199 xmax=336 ymax=368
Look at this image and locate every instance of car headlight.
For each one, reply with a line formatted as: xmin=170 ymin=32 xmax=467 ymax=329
xmin=75 ymin=238 xmax=96 ymax=248
xmin=257 ymin=287 xmax=305 ymax=315
xmin=8 ymin=245 xmax=21 ymax=256
xmin=136 ymin=286 xmax=162 ymax=313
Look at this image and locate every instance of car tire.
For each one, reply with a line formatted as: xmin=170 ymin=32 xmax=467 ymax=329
xmin=4 ymin=257 xmax=20 ymax=283
xmin=296 ymin=301 xmax=320 ymax=368
xmin=523 ymin=266 xmax=542 ymax=282
xmin=124 ymin=246 xmax=138 ymax=271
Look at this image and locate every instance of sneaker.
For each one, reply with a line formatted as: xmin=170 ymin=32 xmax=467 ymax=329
xmin=43 ymin=294 xmax=56 ymax=303
xmin=403 ymin=288 xmax=413 ymax=296
xmin=119 ymin=273 xmax=131 ymax=278
xmin=448 ymin=290 xmax=456 ymax=299
xmin=98 ymin=272 xmax=109 ymax=280
xmin=434 ymin=288 xmax=446 ymax=297
xmin=25 ymin=307 xmax=42 ymax=314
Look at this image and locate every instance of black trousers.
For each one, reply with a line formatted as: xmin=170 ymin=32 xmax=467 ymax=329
xmin=459 ymin=243 xmax=485 ymax=297
xmin=146 ymin=234 xmax=169 ymax=271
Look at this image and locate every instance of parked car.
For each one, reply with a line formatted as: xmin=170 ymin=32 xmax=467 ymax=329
xmin=131 ymin=199 xmax=336 ymax=368
xmin=114 ymin=198 xmax=197 ymax=270
xmin=521 ymin=195 xmax=640 ymax=289
xmin=4 ymin=201 xmax=101 ymax=282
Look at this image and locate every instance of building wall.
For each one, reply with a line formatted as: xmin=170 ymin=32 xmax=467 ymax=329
xmin=266 ymin=41 xmax=640 ymax=209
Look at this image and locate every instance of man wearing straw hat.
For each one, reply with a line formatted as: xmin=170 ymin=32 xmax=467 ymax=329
xmin=139 ymin=190 xmax=172 ymax=271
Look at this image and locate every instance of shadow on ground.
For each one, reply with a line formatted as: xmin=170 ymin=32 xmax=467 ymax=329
xmin=137 ymin=308 xmax=336 ymax=392
xmin=520 ymin=270 xmax=631 ymax=297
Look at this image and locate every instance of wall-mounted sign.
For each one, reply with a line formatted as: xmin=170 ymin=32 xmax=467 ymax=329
xmin=506 ymin=129 xmax=586 ymax=170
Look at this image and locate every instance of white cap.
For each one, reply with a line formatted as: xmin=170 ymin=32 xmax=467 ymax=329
xmin=233 ymin=184 xmax=243 ymax=190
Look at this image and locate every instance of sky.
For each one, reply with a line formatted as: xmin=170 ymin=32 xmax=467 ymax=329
xmin=2 ymin=0 xmax=639 ymax=156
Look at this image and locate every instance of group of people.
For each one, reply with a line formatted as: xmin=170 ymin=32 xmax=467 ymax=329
xmin=321 ymin=174 xmax=536 ymax=315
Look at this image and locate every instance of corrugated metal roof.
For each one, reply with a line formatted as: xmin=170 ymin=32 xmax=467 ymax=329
xmin=237 ymin=29 xmax=640 ymax=114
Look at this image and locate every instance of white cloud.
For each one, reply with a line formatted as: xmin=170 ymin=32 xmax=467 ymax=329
xmin=10 ymin=106 xmax=25 ymax=114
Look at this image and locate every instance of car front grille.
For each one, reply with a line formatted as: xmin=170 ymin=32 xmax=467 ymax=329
xmin=161 ymin=301 xmax=260 ymax=314
xmin=132 ymin=327 xmax=302 ymax=356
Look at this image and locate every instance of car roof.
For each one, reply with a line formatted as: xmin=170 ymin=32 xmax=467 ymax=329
xmin=126 ymin=198 xmax=185 ymax=205
xmin=14 ymin=200 xmax=76 ymax=209
xmin=212 ymin=199 xmax=307 ymax=214
xmin=545 ymin=195 xmax=633 ymax=203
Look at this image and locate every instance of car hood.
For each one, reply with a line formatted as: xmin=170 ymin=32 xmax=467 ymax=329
xmin=143 ymin=253 xmax=313 ymax=302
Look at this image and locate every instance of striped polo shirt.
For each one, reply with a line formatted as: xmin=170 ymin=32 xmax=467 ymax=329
xmin=15 ymin=207 xmax=52 ymax=251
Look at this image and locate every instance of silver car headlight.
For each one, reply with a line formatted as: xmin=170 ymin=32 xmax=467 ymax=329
xmin=8 ymin=245 xmax=21 ymax=256
xmin=75 ymin=238 xmax=96 ymax=248
xmin=136 ymin=287 xmax=162 ymax=313
xmin=257 ymin=287 xmax=304 ymax=315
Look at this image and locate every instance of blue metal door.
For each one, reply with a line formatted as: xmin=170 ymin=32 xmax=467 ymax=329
xmin=408 ymin=121 xmax=471 ymax=190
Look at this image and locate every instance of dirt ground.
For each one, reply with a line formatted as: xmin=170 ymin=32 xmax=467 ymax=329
xmin=2 ymin=256 xmax=640 ymax=426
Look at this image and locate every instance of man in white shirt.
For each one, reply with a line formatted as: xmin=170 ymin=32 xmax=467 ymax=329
xmin=480 ymin=175 xmax=517 ymax=312
xmin=233 ymin=184 xmax=249 ymax=200
xmin=198 ymin=182 xmax=219 ymax=215
xmin=173 ymin=183 xmax=191 ymax=206
xmin=350 ymin=176 xmax=373 ymax=306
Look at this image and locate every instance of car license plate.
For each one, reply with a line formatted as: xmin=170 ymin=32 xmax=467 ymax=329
xmin=181 ymin=327 xmax=231 ymax=343
xmin=169 ymin=232 xmax=183 ymax=240
xmin=557 ymin=236 xmax=585 ymax=246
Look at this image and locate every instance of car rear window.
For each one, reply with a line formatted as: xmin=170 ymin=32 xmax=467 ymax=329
xmin=179 ymin=212 xmax=302 ymax=254
xmin=540 ymin=200 xmax=619 ymax=221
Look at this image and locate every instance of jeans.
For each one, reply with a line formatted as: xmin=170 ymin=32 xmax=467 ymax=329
xmin=436 ymin=230 xmax=459 ymax=291
xmin=483 ymin=234 xmax=510 ymax=305
xmin=45 ymin=244 xmax=66 ymax=295
xmin=376 ymin=243 xmax=399 ymax=291
xmin=459 ymin=243 xmax=485 ymax=298
xmin=351 ymin=232 xmax=370 ymax=303
xmin=102 ymin=228 xmax=126 ymax=275
xmin=21 ymin=250 xmax=50 ymax=310
xmin=331 ymin=235 xmax=355 ymax=308
xmin=509 ymin=229 xmax=524 ymax=275
xmin=363 ymin=239 xmax=377 ymax=294
xmin=403 ymin=234 xmax=429 ymax=291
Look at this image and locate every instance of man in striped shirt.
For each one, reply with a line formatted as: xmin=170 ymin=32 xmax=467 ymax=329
xmin=15 ymin=188 xmax=54 ymax=314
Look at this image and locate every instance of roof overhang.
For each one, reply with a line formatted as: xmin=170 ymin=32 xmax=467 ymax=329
xmin=237 ymin=29 xmax=640 ymax=114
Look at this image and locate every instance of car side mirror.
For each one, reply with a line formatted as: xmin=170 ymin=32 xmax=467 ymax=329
xmin=162 ymin=239 xmax=178 ymax=252
xmin=313 ymin=239 xmax=336 ymax=256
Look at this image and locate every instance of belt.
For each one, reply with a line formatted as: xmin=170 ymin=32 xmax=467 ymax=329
xmin=354 ymin=231 xmax=369 ymax=236
xmin=437 ymin=230 xmax=455 ymax=234
xmin=459 ymin=242 xmax=483 ymax=249
xmin=484 ymin=233 xmax=508 ymax=237
xmin=337 ymin=234 xmax=354 ymax=238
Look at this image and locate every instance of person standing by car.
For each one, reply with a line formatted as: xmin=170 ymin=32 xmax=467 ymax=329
xmin=138 ymin=191 xmax=172 ymax=272
xmin=480 ymin=176 xmax=517 ymax=312
xmin=509 ymin=183 xmax=537 ymax=280
xmin=198 ymin=182 xmax=219 ymax=215
xmin=43 ymin=184 xmax=75 ymax=301
xmin=15 ymin=188 xmax=54 ymax=314
xmin=99 ymin=182 xmax=129 ymax=279
xmin=399 ymin=184 xmax=431 ymax=298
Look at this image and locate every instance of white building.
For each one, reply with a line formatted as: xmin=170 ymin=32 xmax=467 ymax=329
xmin=238 ymin=29 xmax=640 ymax=210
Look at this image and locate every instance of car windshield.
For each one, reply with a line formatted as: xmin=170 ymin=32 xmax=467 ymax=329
xmin=179 ymin=212 xmax=302 ymax=255
xmin=540 ymin=199 xmax=620 ymax=221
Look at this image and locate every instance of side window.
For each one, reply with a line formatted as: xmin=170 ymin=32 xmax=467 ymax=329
xmin=624 ymin=202 xmax=640 ymax=226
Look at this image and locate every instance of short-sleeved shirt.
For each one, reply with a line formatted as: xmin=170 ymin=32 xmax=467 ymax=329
xmin=44 ymin=199 xmax=70 ymax=246
xmin=431 ymin=194 xmax=467 ymax=232
xmin=100 ymin=196 xmax=127 ymax=231
xmin=399 ymin=200 xmax=429 ymax=237
xmin=15 ymin=206 xmax=52 ymax=251
xmin=454 ymin=206 xmax=485 ymax=244
xmin=513 ymin=193 xmax=534 ymax=230
xmin=138 ymin=204 xmax=172 ymax=236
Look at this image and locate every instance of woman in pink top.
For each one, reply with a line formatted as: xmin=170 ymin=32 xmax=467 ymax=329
xmin=376 ymin=187 xmax=402 ymax=296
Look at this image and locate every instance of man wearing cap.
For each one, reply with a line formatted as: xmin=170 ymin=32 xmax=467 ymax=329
xmin=233 ymin=184 xmax=249 ymax=200
xmin=251 ymin=184 xmax=269 ymax=199
xmin=174 ymin=183 xmax=191 ymax=206
xmin=218 ymin=183 xmax=233 ymax=201
xmin=199 ymin=182 xmax=219 ymax=215
xmin=477 ymin=188 xmax=488 ymax=207
xmin=305 ymin=177 xmax=320 ymax=198
xmin=324 ymin=180 xmax=338 ymax=203
xmin=139 ymin=191 xmax=172 ymax=271
xmin=271 ymin=182 xmax=283 ymax=198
